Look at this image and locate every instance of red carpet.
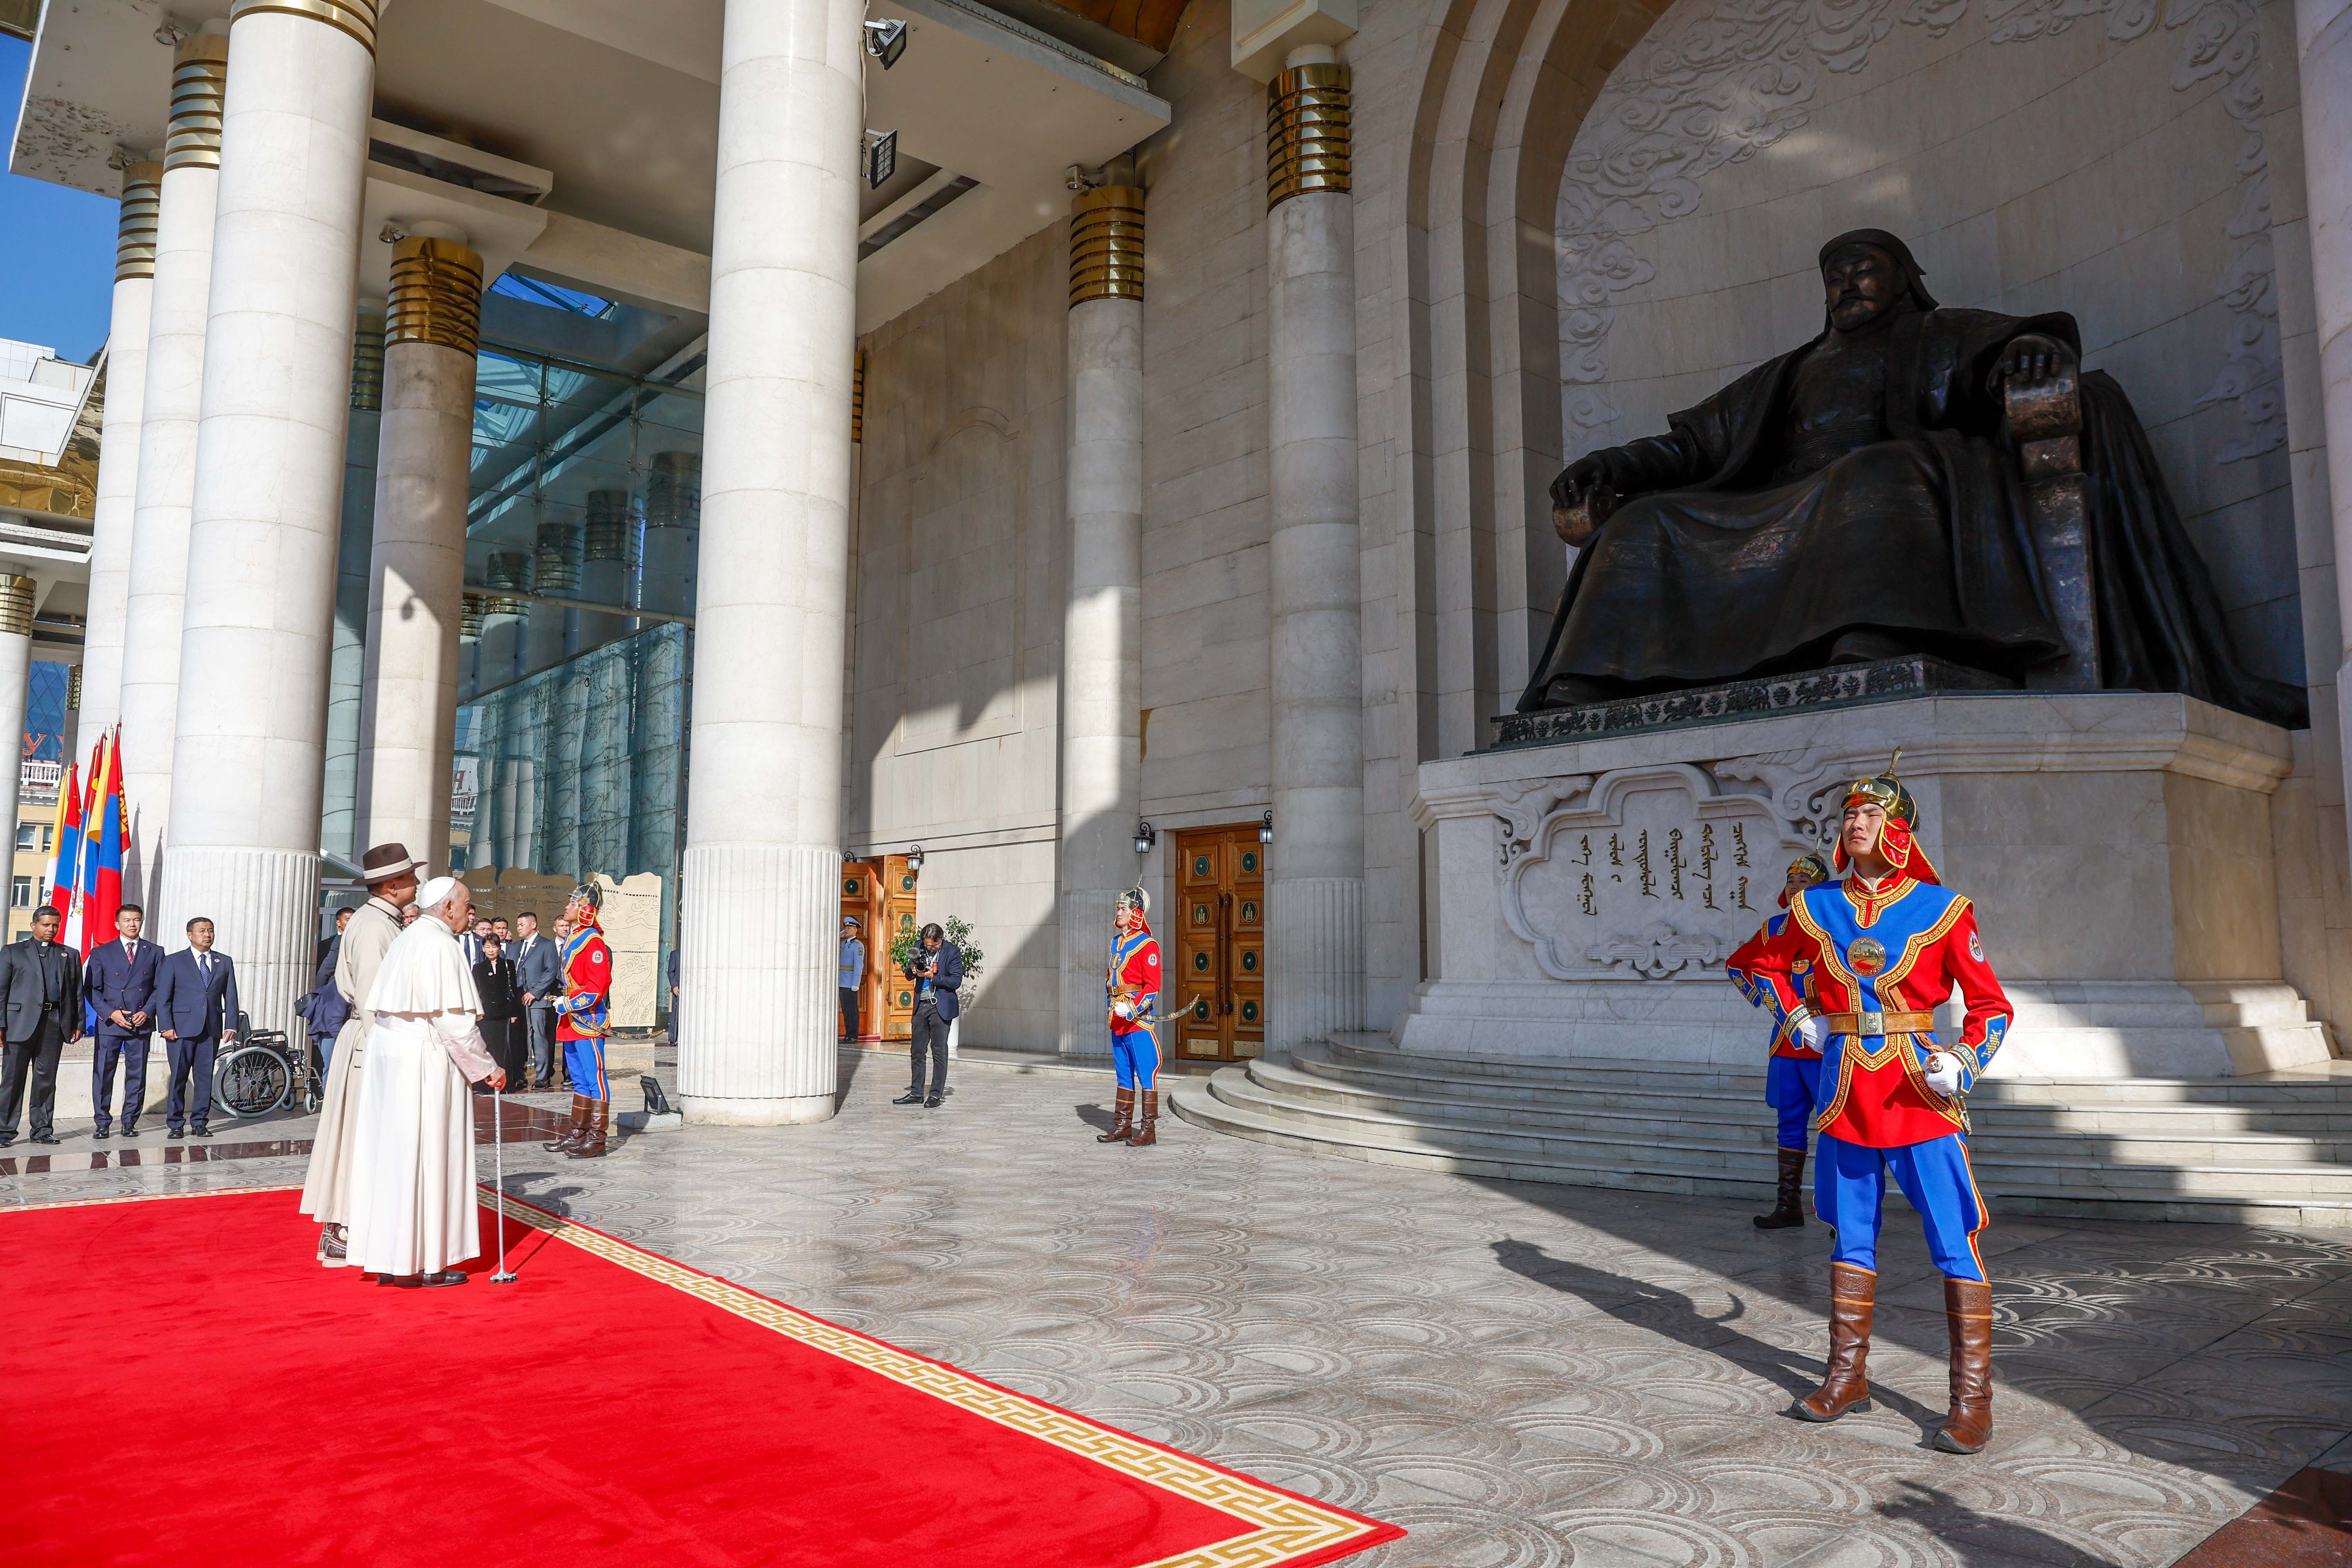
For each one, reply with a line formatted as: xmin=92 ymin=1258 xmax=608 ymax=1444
xmin=0 ymin=1188 xmax=1402 ymax=1568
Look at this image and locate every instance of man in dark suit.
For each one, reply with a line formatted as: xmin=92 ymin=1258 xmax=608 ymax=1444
xmin=152 ymin=917 xmax=239 ymax=1140
xmin=473 ymin=935 xmax=526 ymax=1089
xmin=461 ymin=916 xmax=491 ymax=969
xmin=85 ymin=904 xmax=162 ymax=1139
xmin=513 ymin=910 xmax=562 ymax=1090
xmin=895 ymin=923 xmax=962 ymax=1109
xmin=0 ymin=907 xmax=83 ymax=1146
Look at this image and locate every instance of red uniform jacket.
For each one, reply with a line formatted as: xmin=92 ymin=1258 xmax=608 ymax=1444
xmin=555 ymin=926 xmax=613 ymax=1043
xmin=1745 ymin=875 xmax=2013 ymax=1148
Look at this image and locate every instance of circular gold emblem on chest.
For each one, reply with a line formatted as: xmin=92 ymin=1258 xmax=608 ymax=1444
xmin=1848 ymin=936 xmax=1887 ymax=977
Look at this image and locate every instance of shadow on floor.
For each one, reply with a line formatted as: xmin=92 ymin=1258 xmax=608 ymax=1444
xmin=1880 ymin=1479 xmax=2127 ymax=1567
xmin=1492 ymin=1237 xmax=1948 ymax=1438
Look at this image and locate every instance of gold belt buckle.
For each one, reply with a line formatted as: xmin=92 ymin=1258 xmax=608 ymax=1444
xmin=1858 ymin=1009 xmax=1884 ymax=1036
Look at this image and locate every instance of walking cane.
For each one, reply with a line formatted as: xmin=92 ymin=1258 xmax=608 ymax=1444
xmin=490 ymin=1082 xmax=517 ymax=1284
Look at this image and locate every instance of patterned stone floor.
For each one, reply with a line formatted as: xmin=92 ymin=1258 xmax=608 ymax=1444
xmin=7 ymin=1048 xmax=2352 ymax=1568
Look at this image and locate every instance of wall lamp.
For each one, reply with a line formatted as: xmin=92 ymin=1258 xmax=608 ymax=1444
xmin=906 ymin=844 xmax=925 ymax=873
xmin=863 ymin=129 xmax=897 ymax=190
xmin=1259 ymin=811 xmax=1274 ymax=845
xmin=864 ymin=18 xmax=909 ymax=68
xmin=1133 ymin=820 xmax=1157 ymax=855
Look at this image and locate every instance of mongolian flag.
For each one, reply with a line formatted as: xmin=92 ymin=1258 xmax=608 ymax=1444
xmin=76 ymin=730 xmax=127 ymax=958
xmin=42 ymin=752 xmax=81 ymax=916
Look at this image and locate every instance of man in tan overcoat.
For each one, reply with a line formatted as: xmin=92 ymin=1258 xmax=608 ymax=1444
xmin=299 ymin=842 xmax=419 ymax=1262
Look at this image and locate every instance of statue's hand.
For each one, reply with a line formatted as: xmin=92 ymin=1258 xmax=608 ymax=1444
xmin=1998 ymin=333 xmax=2074 ymax=390
xmin=1552 ymin=453 xmax=1613 ymax=508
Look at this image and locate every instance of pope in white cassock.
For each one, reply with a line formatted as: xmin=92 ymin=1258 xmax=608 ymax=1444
xmin=345 ymin=876 xmax=507 ymax=1287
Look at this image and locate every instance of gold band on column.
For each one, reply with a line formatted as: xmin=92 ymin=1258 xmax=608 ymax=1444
xmin=535 ymin=523 xmax=582 ymax=594
xmin=68 ymin=664 xmax=83 ymax=710
xmin=229 ymin=0 xmax=378 ymax=53
xmin=460 ymin=593 xmax=485 ymax=641
xmin=385 ymin=237 xmax=485 ymax=356
xmin=584 ymin=490 xmax=633 ymax=563
xmin=350 ymin=314 xmax=385 ymax=411
xmin=1267 ymin=63 xmax=1351 ymax=209
xmin=164 ymin=37 xmax=231 ymax=172
xmin=1068 ymin=185 xmax=1145 ymax=307
xmin=0 ymin=575 xmax=37 ymax=637
xmin=852 ymin=348 xmax=866 ymax=444
xmin=114 ymin=162 xmax=163 ymax=281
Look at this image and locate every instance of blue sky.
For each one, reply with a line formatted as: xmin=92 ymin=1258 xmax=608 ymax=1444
xmin=0 ymin=36 xmax=120 ymax=363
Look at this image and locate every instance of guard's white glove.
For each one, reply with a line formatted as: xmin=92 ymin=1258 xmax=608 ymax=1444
xmin=1923 ymin=1051 xmax=1966 ymax=1097
xmin=1795 ymin=1014 xmax=1828 ymax=1053
xmin=1111 ymin=1000 xmax=1134 ymax=1021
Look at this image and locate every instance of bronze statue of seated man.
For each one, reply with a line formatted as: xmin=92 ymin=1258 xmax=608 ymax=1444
xmin=1518 ymin=228 xmax=2301 ymax=728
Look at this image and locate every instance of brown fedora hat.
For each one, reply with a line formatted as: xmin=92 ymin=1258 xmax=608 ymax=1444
xmin=359 ymin=842 xmax=420 ymax=883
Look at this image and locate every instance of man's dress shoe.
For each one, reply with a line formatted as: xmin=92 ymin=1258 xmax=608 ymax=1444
xmin=167 ymin=1127 xmax=185 ymax=1140
xmin=893 ymin=1090 xmax=923 ymax=1106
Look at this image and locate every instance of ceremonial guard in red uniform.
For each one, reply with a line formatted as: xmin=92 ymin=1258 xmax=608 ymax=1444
xmin=1725 ymin=850 xmax=1831 ymax=1229
xmin=543 ymin=884 xmax=615 ymax=1160
xmin=1746 ymin=759 xmax=2013 ymax=1453
xmin=1096 ymin=886 xmax=1163 ymax=1149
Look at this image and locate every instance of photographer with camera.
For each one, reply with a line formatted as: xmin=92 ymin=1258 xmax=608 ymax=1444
xmin=894 ymin=922 xmax=961 ymax=1109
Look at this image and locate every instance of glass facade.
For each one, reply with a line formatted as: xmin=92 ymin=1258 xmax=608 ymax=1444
xmin=323 ymin=279 xmax=706 ymax=979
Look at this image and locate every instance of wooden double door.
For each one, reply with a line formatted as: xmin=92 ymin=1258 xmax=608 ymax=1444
xmin=841 ymin=855 xmax=918 ymax=1042
xmin=1170 ymin=825 xmax=1267 ymax=1062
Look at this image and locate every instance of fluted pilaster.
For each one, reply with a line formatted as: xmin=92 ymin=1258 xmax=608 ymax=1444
xmin=1267 ymin=874 xmax=1363 ymax=1047
xmin=158 ymin=846 xmax=321 ymax=1036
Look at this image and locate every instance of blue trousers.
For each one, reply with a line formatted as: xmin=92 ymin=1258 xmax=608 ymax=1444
xmin=165 ymin=1034 xmax=218 ymax=1132
xmin=1765 ymin=1054 xmax=1823 ymax=1151
xmin=562 ymin=1034 xmax=609 ymax=1101
xmin=91 ymin=1033 xmax=151 ymax=1131
xmin=1111 ymin=1026 xmax=1158 ymax=1091
xmin=1815 ymin=1131 xmax=1989 ymax=1283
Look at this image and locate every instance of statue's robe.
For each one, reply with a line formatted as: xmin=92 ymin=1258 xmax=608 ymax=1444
xmin=1520 ymin=306 xmax=2305 ymax=728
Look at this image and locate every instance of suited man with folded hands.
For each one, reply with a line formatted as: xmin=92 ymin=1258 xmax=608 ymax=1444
xmin=152 ymin=918 xmax=240 ymax=1140
xmin=85 ymin=905 xmax=162 ymax=1139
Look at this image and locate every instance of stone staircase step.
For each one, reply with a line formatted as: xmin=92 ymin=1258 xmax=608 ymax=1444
xmin=1250 ymin=1058 xmax=2352 ymax=1164
xmin=1167 ymin=1040 xmax=2352 ymax=1227
xmin=1167 ymin=1080 xmax=2352 ymax=1228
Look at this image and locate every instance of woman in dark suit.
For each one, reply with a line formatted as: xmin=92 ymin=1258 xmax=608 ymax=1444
xmin=473 ymin=937 xmax=526 ymax=1089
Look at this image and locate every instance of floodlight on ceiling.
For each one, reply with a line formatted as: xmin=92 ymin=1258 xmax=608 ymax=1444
xmin=864 ymin=18 xmax=908 ymax=69
xmin=864 ymin=129 xmax=898 ymax=191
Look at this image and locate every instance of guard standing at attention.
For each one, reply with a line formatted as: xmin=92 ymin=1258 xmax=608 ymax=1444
xmin=543 ymin=883 xmax=614 ymax=1160
xmin=1746 ymin=757 xmax=2014 ymax=1454
xmin=1726 ymin=851 xmax=1832 ymax=1229
xmin=1096 ymin=886 xmax=1162 ymax=1149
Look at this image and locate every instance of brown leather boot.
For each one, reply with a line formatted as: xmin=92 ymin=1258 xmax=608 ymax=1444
xmin=543 ymin=1094 xmax=588 ymax=1152
xmin=1096 ymin=1087 xmax=1134 ymax=1143
xmin=1795 ymin=1262 xmax=1875 ymax=1421
xmin=1935 ymin=1277 xmax=1995 ymax=1453
xmin=1127 ymin=1089 xmax=1158 ymax=1148
xmin=566 ymin=1100 xmax=609 ymax=1159
xmin=1753 ymin=1147 xmax=1807 ymax=1229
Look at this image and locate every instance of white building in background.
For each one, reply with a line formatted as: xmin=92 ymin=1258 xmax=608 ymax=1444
xmin=0 ymin=338 xmax=98 ymax=470
xmin=3 ymin=0 xmax=2350 ymax=1207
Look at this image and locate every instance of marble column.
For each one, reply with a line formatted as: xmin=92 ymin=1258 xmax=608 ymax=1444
xmin=355 ymin=232 xmax=483 ymax=875
xmin=0 ymin=578 xmax=36 ymax=858
xmin=82 ymin=162 xmax=162 ymax=746
xmin=161 ymin=0 xmax=376 ymax=1031
xmin=2308 ymin=0 xmax=2352 ymax=844
xmin=321 ymin=306 xmax=385 ymax=862
xmin=577 ymin=489 xmax=633 ymax=650
xmin=118 ymin=34 xmax=228 ymax=921
xmin=117 ymin=31 xmax=229 ymax=914
xmin=1264 ymin=48 xmax=1364 ymax=1052
xmin=1057 ymin=181 xmax=1145 ymax=1055
xmin=678 ymin=0 xmax=862 ymax=1125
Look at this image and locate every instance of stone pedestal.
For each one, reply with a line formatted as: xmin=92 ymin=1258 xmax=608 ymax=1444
xmin=1408 ymin=692 xmax=2336 ymax=1078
